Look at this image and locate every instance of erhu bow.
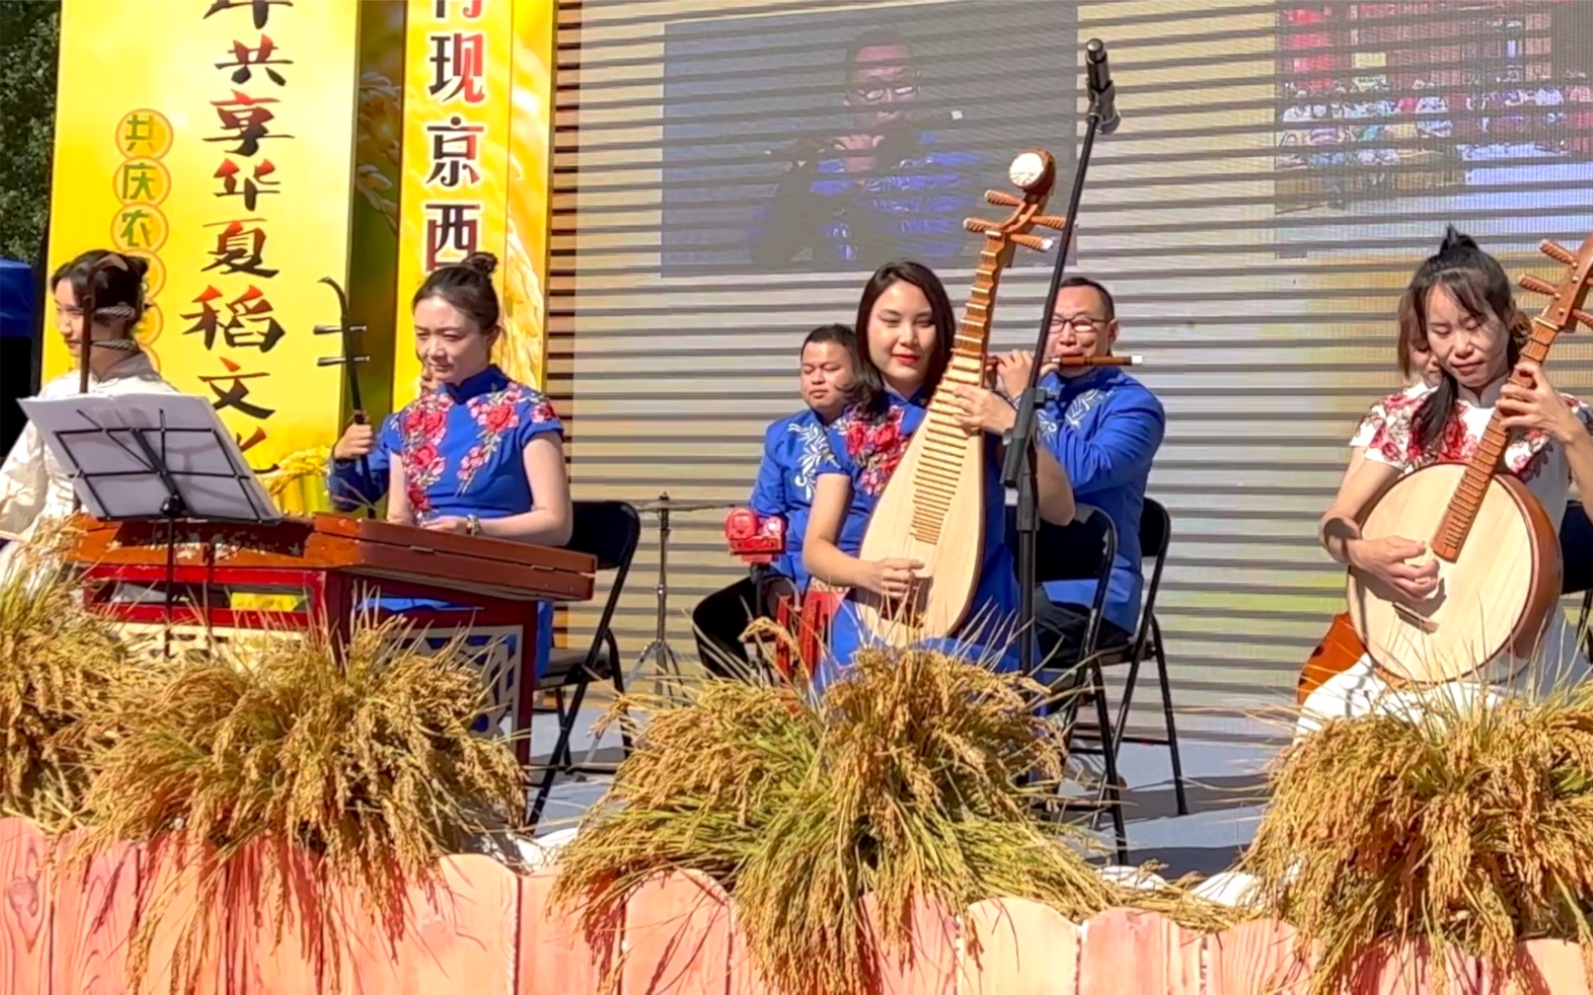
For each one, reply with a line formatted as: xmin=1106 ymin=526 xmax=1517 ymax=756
xmin=313 ymin=277 xmax=373 ymax=516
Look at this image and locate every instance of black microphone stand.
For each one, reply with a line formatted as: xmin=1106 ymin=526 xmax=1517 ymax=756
xmin=1002 ymin=93 xmax=1110 ymax=678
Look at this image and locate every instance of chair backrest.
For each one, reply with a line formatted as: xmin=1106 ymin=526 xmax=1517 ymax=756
xmin=563 ymin=500 xmax=642 ymax=665
xmin=1131 ymin=497 xmax=1172 ymax=652
xmin=1562 ymin=499 xmax=1592 ymax=596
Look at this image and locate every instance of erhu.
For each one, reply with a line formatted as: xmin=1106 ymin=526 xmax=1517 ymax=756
xmin=313 ymin=277 xmax=373 ymax=516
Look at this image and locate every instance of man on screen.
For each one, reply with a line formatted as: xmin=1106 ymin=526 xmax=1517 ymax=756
xmin=749 ymin=29 xmax=979 ymax=271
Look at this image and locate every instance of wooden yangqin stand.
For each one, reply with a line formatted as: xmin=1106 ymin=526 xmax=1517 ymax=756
xmin=69 ymin=513 xmax=596 ymax=762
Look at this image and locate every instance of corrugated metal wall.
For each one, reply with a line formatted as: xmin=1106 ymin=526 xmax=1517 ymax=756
xmin=547 ymin=0 xmax=1593 ymax=746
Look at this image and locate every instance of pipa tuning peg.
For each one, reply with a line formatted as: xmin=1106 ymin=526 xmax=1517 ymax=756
xmin=1011 ymin=234 xmax=1053 ymax=252
xmin=985 ymin=190 xmax=1022 ymax=207
xmin=1539 ymin=239 xmax=1577 ymax=266
xmin=1031 ymin=215 xmax=1067 ymax=231
xmin=1575 ymin=308 xmax=1593 ymax=330
xmin=964 ymin=218 xmax=999 ymax=233
xmin=1519 ymin=275 xmax=1557 ymax=297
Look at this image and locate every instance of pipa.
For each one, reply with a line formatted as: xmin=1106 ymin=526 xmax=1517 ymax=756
xmin=852 ymin=150 xmax=1063 ymax=646
xmin=1347 ymin=233 xmax=1593 ymax=686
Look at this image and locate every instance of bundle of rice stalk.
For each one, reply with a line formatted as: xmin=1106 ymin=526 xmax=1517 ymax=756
xmin=84 ymin=616 xmax=525 ymax=992
xmin=554 ymin=643 xmax=1117 ymax=995
xmin=1243 ymin=684 xmax=1593 ymax=994
xmin=0 ymin=527 xmax=154 ymax=832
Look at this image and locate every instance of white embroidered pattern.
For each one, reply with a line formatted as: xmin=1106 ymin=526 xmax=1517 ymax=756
xmin=1064 ymin=388 xmax=1107 ymax=429
xmin=788 ymin=419 xmax=831 ymax=501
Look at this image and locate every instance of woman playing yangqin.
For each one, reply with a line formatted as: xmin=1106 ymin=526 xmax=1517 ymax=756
xmin=1306 ymin=228 xmax=1593 ymax=736
xmin=803 ymin=261 xmax=1019 ymax=689
xmin=380 ymin=252 xmax=573 ymax=677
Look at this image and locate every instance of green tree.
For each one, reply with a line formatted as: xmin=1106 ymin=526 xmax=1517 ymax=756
xmin=0 ymin=0 xmax=61 ymax=267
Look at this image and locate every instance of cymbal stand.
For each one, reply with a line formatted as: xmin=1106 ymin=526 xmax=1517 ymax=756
xmin=628 ymin=491 xmax=684 ymax=702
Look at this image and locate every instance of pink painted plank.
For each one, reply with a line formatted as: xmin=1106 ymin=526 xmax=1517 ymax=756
xmin=518 ymin=867 xmax=616 ymax=995
xmin=222 ymin=837 xmax=327 ymax=995
xmin=621 ymin=870 xmax=732 ymax=995
xmin=1477 ymin=939 xmax=1591 ymax=994
xmin=49 ymin=828 xmax=141 ymax=995
xmin=336 ymin=854 xmax=519 ymax=995
xmin=0 ymin=817 xmax=50 ymax=995
xmin=957 ymin=897 xmax=1079 ymax=994
xmin=1205 ymin=919 xmax=1313 ymax=995
xmin=1345 ymin=940 xmax=1483 ymax=994
xmin=726 ymin=900 xmax=772 ymax=995
xmin=136 ymin=835 xmax=225 ymax=995
xmin=862 ymin=894 xmax=959 ymax=995
xmin=1076 ymin=908 xmax=1201 ymax=995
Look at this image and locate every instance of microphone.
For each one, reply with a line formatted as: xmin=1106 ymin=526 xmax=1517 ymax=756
xmin=1085 ymin=38 xmax=1121 ymax=136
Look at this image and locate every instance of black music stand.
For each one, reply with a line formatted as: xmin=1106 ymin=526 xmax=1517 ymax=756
xmin=19 ymin=392 xmax=282 ymax=631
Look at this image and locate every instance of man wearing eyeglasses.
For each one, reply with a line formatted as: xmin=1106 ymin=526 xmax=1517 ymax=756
xmin=750 ymin=28 xmax=979 ymax=271
xmin=958 ymin=277 xmax=1165 ymax=672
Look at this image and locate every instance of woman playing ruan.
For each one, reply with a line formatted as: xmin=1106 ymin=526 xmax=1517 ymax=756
xmin=381 ymin=252 xmax=572 ymax=676
xmin=803 ymin=260 xmax=1019 ymax=688
xmin=0 ymin=250 xmax=177 ymax=581
xmin=1306 ymin=228 xmax=1593 ymax=736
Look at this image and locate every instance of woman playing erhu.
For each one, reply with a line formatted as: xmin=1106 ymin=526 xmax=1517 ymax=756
xmin=1305 ymin=228 xmax=1593 ymax=737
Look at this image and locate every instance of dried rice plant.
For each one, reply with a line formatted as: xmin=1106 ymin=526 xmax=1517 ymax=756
xmin=0 ymin=527 xmax=153 ymax=831
xmin=84 ymin=616 xmax=525 ymax=993
xmin=1244 ymin=683 xmax=1593 ymax=994
xmin=554 ymin=643 xmax=1120 ymax=995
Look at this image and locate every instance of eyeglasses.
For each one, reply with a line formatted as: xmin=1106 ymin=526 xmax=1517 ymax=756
xmin=850 ymin=83 xmax=918 ymax=104
xmin=1049 ymin=315 xmax=1109 ymax=333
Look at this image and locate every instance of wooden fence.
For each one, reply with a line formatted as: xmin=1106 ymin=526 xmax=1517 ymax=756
xmin=0 ymin=817 xmax=1585 ymax=994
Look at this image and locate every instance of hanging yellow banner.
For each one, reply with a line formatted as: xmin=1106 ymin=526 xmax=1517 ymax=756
xmin=393 ymin=0 xmax=552 ymax=402
xmin=43 ymin=0 xmax=363 ymax=477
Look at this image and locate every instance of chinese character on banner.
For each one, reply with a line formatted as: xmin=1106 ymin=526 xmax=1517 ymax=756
xmin=199 ymin=357 xmax=276 ymax=420
xmin=118 ymin=161 xmax=167 ymax=203
xmin=113 ymin=206 xmax=168 ymax=253
xmin=424 ymin=202 xmax=481 ymax=270
xmin=204 ymin=0 xmax=292 ymax=31
xmin=427 ymin=32 xmax=486 ymax=104
xmin=425 ymin=116 xmax=484 ymax=189
xmin=214 ymin=159 xmax=279 ymax=210
xmin=216 ymin=36 xmax=292 ymax=86
xmin=182 ymin=286 xmax=226 ymax=350
xmin=221 ymin=286 xmax=287 ymax=352
xmin=433 ymin=0 xmax=484 ymax=19
xmin=236 ymin=427 xmax=268 ymax=452
xmin=206 ymin=90 xmax=293 ymax=157
xmin=202 ymin=219 xmax=279 ymax=278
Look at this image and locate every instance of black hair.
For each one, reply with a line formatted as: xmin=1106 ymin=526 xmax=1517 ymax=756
xmin=412 ymin=251 xmax=500 ymax=331
xmin=845 ymin=28 xmax=913 ymax=78
xmin=802 ymin=322 xmax=856 ymax=352
xmin=50 ymin=249 xmax=150 ymax=335
xmin=850 ymin=260 xmax=955 ymax=416
xmin=1057 ymin=275 xmax=1116 ymax=321
xmin=1401 ymin=226 xmax=1526 ymax=453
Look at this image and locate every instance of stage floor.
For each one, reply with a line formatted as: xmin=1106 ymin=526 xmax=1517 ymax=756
xmin=527 ymin=700 xmax=1272 ymax=878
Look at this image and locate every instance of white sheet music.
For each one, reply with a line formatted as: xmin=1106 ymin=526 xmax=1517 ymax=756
xmin=17 ymin=392 xmax=282 ymax=524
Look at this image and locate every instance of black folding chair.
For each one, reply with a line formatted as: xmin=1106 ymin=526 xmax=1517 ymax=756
xmin=527 ymin=500 xmax=641 ymax=828
xmin=1564 ymin=500 xmax=1593 ymax=655
xmin=1079 ymin=498 xmax=1187 ymax=817
xmin=1015 ymin=504 xmax=1130 ymax=865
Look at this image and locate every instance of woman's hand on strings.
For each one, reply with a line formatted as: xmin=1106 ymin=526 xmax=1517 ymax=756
xmin=950 ymin=383 xmax=1016 ymax=436
xmin=333 ymin=422 xmax=376 ymax=461
xmin=1348 ymin=535 xmax=1440 ymax=602
xmin=867 ymin=557 xmax=924 ymax=599
xmin=1498 ymin=361 xmax=1583 ymax=445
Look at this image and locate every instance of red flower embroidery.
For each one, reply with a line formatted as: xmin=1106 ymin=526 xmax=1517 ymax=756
xmin=840 ymin=405 xmax=909 ymax=497
xmin=397 ymin=391 xmax=451 ymax=515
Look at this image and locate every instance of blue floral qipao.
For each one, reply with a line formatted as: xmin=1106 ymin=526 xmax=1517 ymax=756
xmin=816 ymin=391 xmax=1019 ymax=691
xmin=376 ymin=365 xmax=564 ymax=679
xmin=327 ymin=413 xmax=396 ymax=512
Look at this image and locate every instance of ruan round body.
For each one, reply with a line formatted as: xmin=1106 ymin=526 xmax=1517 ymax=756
xmin=1348 ymin=463 xmax=1563 ymax=686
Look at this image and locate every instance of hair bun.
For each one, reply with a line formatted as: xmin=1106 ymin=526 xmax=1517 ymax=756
xmin=121 ymin=254 xmax=150 ymax=281
xmin=1437 ymin=225 xmax=1479 ymax=257
xmin=461 ymin=252 xmax=498 ymax=277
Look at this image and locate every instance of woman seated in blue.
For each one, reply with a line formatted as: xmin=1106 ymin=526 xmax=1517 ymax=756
xmin=802 ymin=260 xmax=1020 ymax=690
xmin=377 ymin=252 xmax=573 ymax=681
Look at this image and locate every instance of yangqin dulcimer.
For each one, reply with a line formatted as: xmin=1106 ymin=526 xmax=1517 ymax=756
xmin=852 ymin=150 xmax=1064 ymax=646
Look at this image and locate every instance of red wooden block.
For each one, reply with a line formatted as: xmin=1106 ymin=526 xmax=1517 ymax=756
xmin=49 ymin=828 xmax=141 ymax=995
xmin=1076 ymin=908 xmax=1201 ymax=995
xmin=0 ymin=818 xmax=51 ymax=995
xmin=621 ymin=870 xmax=732 ymax=995
xmin=1205 ymin=918 xmax=1314 ymax=995
xmin=958 ymin=897 xmax=1080 ymax=994
xmin=518 ymin=867 xmax=616 ymax=995
xmin=862 ymin=893 xmax=959 ymax=995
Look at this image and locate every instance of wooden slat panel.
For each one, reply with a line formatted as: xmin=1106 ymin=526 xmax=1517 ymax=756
xmin=620 ymin=870 xmax=732 ymax=995
xmin=0 ymin=818 xmax=51 ymax=995
xmin=957 ymin=897 xmax=1079 ymax=995
xmin=49 ymin=829 xmax=141 ymax=995
xmin=1076 ymin=908 xmax=1202 ymax=995
xmin=518 ymin=868 xmax=615 ymax=995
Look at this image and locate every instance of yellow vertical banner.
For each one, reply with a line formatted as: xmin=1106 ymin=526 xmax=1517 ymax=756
xmin=505 ymin=0 xmax=556 ymax=391
xmin=394 ymin=0 xmax=516 ymax=404
xmin=44 ymin=0 xmax=362 ymax=482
